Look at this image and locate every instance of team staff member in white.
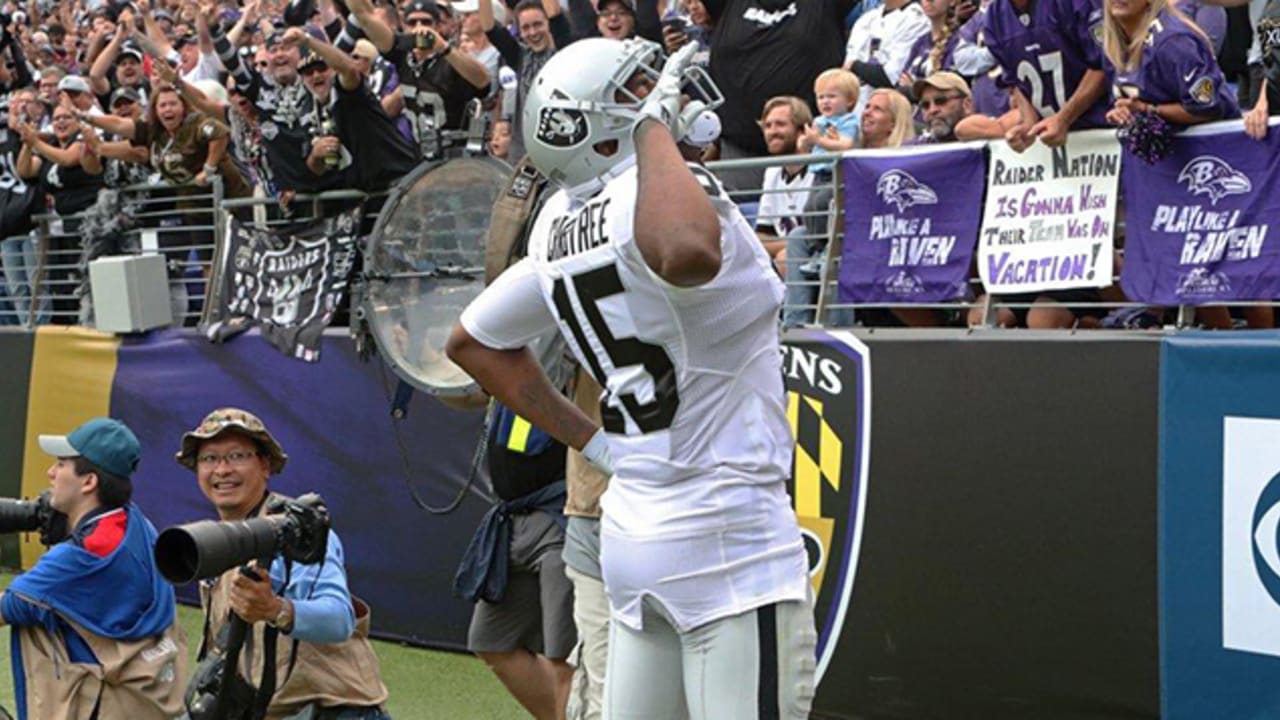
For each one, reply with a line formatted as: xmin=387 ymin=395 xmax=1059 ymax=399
xmin=447 ymin=38 xmax=816 ymax=719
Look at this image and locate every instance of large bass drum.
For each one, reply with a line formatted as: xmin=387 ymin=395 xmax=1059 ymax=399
xmin=362 ymin=156 xmax=512 ymax=396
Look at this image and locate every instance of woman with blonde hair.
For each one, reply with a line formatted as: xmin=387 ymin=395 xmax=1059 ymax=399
xmin=899 ymin=0 xmax=961 ymax=93
xmin=860 ymin=88 xmax=917 ymax=148
xmin=1102 ymin=0 xmax=1270 ymax=330
xmin=1102 ymin=0 xmax=1238 ymax=128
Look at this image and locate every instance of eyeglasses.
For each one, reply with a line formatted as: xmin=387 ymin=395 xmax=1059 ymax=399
xmin=598 ymin=8 xmax=630 ymax=18
xmin=919 ymin=93 xmax=963 ymax=110
xmin=196 ymin=450 xmax=260 ymax=467
xmin=300 ymin=64 xmax=327 ymax=77
xmin=406 ymin=17 xmax=435 ymax=27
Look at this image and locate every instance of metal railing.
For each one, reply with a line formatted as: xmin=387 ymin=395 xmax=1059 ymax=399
xmin=1 ymin=146 xmax=1273 ymax=334
xmin=704 ymin=148 xmax=1272 ymax=331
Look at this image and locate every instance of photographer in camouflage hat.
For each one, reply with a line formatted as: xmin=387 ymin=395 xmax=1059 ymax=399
xmin=176 ymin=408 xmax=390 ymax=720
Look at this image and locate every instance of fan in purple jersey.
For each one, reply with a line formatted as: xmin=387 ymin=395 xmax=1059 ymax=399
xmin=899 ymin=0 xmax=963 ymax=96
xmin=970 ymin=0 xmax=1112 ymax=150
xmin=1102 ymin=0 xmax=1240 ymax=128
xmin=1105 ymin=0 xmax=1270 ymax=331
xmin=950 ymin=3 xmax=1012 ymax=118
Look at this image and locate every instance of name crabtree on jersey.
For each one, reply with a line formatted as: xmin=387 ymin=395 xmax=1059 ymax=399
xmin=542 ymin=163 xmax=729 ymax=265
xmin=524 ymin=161 xmax=779 ymax=444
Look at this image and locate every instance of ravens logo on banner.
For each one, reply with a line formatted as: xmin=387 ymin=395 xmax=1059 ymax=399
xmin=781 ymin=329 xmax=871 ymax=683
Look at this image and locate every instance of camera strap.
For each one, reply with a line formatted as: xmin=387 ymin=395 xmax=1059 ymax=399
xmin=252 ymin=624 xmax=278 ymax=720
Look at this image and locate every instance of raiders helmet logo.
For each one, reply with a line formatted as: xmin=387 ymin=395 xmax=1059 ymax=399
xmin=1189 ymin=77 xmax=1216 ymax=106
xmin=781 ymin=330 xmax=872 ymax=683
xmin=536 ymin=107 xmax=589 ymax=148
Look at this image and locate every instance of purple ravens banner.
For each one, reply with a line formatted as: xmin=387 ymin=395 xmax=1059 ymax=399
xmin=838 ymin=145 xmax=984 ymax=303
xmin=1121 ymin=121 xmax=1280 ymax=304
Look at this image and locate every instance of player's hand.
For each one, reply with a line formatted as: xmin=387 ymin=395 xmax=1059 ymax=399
xmin=1244 ymin=94 xmax=1269 ymax=141
xmin=636 ymin=42 xmax=698 ymax=129
xmin=672 ymin=99 xmax=708 ymax=144
xmin=580 ymin=428 xmax=614 ymax=476
xmin=228 ymin=563 xmax=284 ymax=625
xmin=1030 ymin=112 xmax=1068 ymax=146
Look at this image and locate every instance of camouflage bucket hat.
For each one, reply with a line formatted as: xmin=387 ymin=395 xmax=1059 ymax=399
xmin=175 ymin=408 xmax=289 ymax=473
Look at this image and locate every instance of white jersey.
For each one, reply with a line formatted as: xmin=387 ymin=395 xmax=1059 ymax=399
xmin=460 ymin=163 xmax=808 ymax=632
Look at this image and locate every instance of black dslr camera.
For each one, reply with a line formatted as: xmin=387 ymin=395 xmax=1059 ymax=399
xmin=0 ymin=490 xmax=68 ymax=546
xmin=154 ymin=493 xmax=330 ymax=584
xmin=183 ymin=640 xmax=257 ymax=720
xmin=160 ymin=494 xmax=330 ymax=720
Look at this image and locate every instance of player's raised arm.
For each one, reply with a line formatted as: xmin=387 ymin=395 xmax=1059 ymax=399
xmin=631 ymin=45 xmax=721 ymax=287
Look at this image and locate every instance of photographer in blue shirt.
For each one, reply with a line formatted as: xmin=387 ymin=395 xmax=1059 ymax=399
xmin=175 ymin=408 xmax=390 ymax=720
xmin=2 ymin=418 xmax=186 ymax=720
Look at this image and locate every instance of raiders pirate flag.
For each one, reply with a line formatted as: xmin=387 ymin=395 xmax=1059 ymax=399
xmin=203 ymin=206 xmax=364 ymax=361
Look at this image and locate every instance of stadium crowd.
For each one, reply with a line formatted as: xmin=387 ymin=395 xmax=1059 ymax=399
xmin=0 ymin=0 xmax=1277 ymax=328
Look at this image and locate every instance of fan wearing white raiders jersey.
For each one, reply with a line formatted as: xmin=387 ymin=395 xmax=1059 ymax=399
xmin=447 ymin=38 xmax=816 ymax=720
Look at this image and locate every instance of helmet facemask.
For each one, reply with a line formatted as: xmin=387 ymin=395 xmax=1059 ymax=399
xmin=523 ymin=38 xmax=723 ymax=199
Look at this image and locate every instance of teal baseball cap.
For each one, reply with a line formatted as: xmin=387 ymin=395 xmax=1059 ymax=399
xmin=38 ymin=418 xmax=141 ymax=479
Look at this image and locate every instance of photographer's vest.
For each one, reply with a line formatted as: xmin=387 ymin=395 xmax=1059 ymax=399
xmin=15 ymin=616 xmax=186 ymax=719
xmin=200 ymin=497 xmax=388 ymax=719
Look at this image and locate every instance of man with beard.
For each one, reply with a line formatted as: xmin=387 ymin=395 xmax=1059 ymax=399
xmin=755 ymin=96 xmax=813 ymax=260
xmin=211 ymin=21 xmax=348 ymax=197
xmin=280 ymin=26 xmax=419 ymax=191
xmin=347 ymin=0 xmax=490 ymax=160
xmin=912 ymin=71 xmax=974 ymax=142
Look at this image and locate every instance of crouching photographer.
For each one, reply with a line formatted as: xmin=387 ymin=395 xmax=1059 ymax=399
xmin=1 ymin=418 xmax=187 ymax=720
xmin=166 ymin=408 xmax=389 ymax=720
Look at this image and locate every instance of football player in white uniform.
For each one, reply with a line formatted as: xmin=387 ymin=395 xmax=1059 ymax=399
xmin=447 ymin=38 xmax=816 ymax=719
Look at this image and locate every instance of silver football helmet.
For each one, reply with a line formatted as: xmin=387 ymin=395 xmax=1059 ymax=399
xmin=521 ymin=37 xmax=721 ymax=198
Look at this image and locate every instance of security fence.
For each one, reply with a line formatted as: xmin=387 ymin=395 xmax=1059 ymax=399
xmin=3 ymin=123 xmax=1276 ymax=334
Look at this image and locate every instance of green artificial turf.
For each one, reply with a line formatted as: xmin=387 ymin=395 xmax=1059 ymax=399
xmin=0 ymin=574 xmax=527 ymax=719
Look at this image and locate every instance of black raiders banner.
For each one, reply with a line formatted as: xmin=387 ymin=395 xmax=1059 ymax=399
xmin=780 ymin=328 xmax=871 ymax=685
xmin=204 ymin=207 xmax=363 ymax=361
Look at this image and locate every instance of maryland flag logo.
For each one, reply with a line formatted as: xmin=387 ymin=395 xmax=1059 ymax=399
xmin=781 ymin=329 xmax=871 ymax=682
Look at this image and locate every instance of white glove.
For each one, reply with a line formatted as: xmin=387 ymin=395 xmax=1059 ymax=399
xmin=635 ymin=42 xmax=700 ymax=130
xmin=579 ymin=428 xmax=614 ymax=476
xmin=674 ymin=100 xmax=712 ymax=145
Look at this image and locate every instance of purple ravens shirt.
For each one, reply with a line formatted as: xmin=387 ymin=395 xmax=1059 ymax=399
xmin=983 ymin=0 xmax=1112 ymax=128
xmin=903 ymin=29 xmax=961 ymax=83
xmin=961 ymin=7 xmax=1013 ymax=117
xmin=1111 ymin=8 xmax=1241 ymax=122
